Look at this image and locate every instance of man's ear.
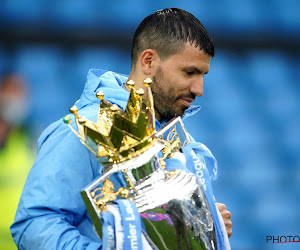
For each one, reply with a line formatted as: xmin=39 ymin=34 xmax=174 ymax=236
xmin=139 ymin=49 xmax=159 ymax=75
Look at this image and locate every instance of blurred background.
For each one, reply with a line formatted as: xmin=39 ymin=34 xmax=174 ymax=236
xmin=0 ymin=0 xmax=299 ymax=249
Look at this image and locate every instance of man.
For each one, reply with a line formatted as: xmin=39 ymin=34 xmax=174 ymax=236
xmin=0 ymin=73 xmax=33 ymax=250
xmin=11 ymin=8 xmax=232 ymax=249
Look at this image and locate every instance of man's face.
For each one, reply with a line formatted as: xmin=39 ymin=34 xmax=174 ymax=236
xmin=151 ymin=43 xmax=211 ymax=121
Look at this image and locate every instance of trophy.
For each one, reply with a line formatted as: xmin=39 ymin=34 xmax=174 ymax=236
xmin=63 ymin=78 xmax=218 ymax=249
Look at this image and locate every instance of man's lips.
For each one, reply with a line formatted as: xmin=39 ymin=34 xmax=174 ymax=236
xmin=178 ymin=97 xmax=194 ymax=108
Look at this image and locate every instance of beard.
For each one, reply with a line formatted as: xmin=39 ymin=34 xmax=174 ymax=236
xmin=151 ymin=66 xmax=191 ymax=121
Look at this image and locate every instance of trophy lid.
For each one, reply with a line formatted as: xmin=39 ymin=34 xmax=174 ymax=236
xmin=64 ymin=79 xmax=158 ymax=166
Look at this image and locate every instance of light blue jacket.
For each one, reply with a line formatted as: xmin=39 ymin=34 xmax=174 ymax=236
xmin=10 ymin=69 xmax=202 ymax=250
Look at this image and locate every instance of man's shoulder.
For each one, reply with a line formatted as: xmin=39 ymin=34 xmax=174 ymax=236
xmin=88 ymin=69 xmax=128 ymax=84
xmin=37 ymin=105 xmax=98 ymax=151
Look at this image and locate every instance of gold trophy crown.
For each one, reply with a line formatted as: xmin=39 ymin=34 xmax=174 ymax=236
xmin=63 ymin=78 xmax=158 ymax=166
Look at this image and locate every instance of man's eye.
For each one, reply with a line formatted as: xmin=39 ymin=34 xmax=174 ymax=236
xmin=185 ymin=71 xmax=194 ymax=76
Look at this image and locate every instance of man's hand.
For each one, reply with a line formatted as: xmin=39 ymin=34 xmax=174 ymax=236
xmin=216 ymin=203 xmax=232 ymax=237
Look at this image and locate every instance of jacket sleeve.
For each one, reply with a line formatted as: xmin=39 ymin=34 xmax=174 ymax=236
xmin=10 ymin=120 xmax=102 ymax=250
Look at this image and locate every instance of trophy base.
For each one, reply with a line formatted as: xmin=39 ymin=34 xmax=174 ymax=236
xmin=135 ymin=169 xmax=217 ymax=250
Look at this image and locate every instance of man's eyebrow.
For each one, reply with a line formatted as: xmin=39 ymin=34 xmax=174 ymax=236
xmin=185 ymin=66 xmax=209 ymax=74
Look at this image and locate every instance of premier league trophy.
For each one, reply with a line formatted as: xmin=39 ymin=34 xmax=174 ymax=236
xmin=63 ymin=78 xmax=219 ymax=249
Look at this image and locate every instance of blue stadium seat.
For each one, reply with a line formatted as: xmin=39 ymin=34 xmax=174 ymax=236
xmin=272 ymin=0 xmax=300 ymax=34
xmin=47 ymin=0 xmax=154 ymax=30
xmin=265 ymin=86 xmax=298 ymax=127
xmin=237 ymin=152 xmax=281 ymax=188
xmin=225 ymin=116 xmax=271 ymax=159
xmin=246 ymin=50 xmax=292 ymax=93
xmin=292 ymin=55 xmax=300 ymax=91
xmin=0 ymin=46 xmax=6 ymax=75
xmin=14 ymin=45 xmax=71 ymax=129
xmin=0 ymin=0 xmax=46 ymax=24
xmin=14 ymin=44 xmax=67 ymax=76
xmin=93 ymin=1 xmax=152 ymax=29
xmin=280 ymin=116 xmax=300 ymax=161
xmin=205 ymin=51 xmax=249 ymax=127
xmin=183 ymin=109 xmax=217 ymax=144
xmin=72 ymin=46 xmax=131 ymax=82
xmin=221 ymin=0 xmax=265 ymax=33
xmin=192 ymin=1 xmax=230 ymax=33
xmin=47 ymin=0 xmax=98 ymax=29
xmin=255 ymin=190 xmax=299 ymax=232
xmin=246 ymin=50 xmax=299 ymax=129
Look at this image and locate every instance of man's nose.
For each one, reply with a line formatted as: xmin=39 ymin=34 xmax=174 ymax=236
xmin=190 ymin=77 xmax=203 ymax=97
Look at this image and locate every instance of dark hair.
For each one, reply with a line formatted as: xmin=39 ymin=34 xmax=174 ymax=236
xmin=131 ymin=8 xmax=214 ymax=67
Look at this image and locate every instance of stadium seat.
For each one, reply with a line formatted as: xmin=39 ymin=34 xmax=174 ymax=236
xmin=0 ymin=0 xmax=45 ymax=24
xmin=14 ymin=45 xmax=71 ymax=129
